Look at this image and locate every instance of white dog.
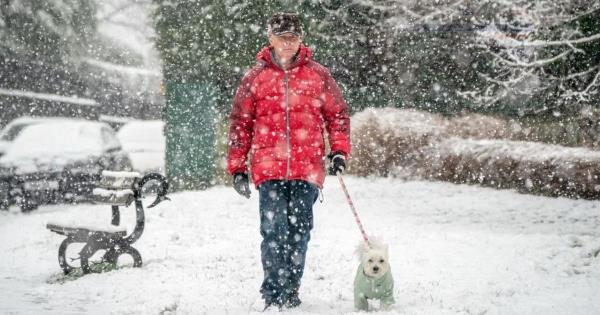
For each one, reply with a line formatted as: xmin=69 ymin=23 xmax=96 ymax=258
xmin=354 ymin=238 xmax=395 ymax=311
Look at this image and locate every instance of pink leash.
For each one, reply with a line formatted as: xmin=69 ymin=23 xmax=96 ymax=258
xmin=336 ymin=173 xmax=370 ymax=245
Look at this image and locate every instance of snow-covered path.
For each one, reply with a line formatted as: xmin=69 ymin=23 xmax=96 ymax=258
xmin=1 ymin=176 xmax=599 ymax=314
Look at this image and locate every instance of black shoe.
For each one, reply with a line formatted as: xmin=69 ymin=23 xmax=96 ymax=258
xmin=284 ymin=295 xmax=302 ymax=308
xmin=263 ymin=303 xmax=280 ymax=312
xmin=263 ymin=298 xmax=284 ymax=311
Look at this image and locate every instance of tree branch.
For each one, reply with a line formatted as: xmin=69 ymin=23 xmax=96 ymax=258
xmin=583 ymin=69 xmax=600 ymax=93
xmin=497 ymin=32 xmax=600 ymax=48
xmin=562 ymin=66 xmax=600 ymax=81
xmin=489 ymin=50 xmax=571 ymax=67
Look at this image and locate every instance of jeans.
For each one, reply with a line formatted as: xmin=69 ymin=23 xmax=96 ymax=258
xmin=258 ymin=180 xmax=319 ymax=305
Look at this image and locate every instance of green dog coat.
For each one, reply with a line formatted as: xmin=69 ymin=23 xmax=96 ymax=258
xmin=354 ymin=263 xmax=395 ymax=311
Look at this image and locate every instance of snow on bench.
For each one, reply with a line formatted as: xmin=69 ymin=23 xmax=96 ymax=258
xmin=46 ymin=221 xmax=127 ymax=234
xmin=98 ymin=171 xmax=141 ymax=190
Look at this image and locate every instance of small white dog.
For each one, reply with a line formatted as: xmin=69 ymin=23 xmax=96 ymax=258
xmin=354 ymin=238 xmax=395 ymax=311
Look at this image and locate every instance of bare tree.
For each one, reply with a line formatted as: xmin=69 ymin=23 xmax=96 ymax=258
xmin=343 ymin=0 xmax=599 ymax=115
xmin=457 ymin=0 xmax=600 ymax=115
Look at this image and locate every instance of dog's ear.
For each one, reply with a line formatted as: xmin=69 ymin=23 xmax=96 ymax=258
xmin=355 ymin=240 xmax=368 ymax=260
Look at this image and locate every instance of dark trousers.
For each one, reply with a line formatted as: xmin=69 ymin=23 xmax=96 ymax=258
xmin=258 ymin=180 xmax=319 ymax=304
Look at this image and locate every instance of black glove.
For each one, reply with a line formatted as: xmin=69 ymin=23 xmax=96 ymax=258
xmin=328 ymin=151 xmax=346 ymax=175
xmin=233 ymin=173 xmax=251 ymax=199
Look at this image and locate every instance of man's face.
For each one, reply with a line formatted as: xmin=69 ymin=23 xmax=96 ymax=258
xmin=268 ymin=33 xmax=302 ymax=65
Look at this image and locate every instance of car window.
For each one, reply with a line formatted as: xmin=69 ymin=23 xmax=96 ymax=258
xmin=0 ymin=124 xmax=29 ymax=141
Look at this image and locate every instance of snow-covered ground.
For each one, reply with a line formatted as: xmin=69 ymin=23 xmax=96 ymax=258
xmin=1 ymin=176 xmax=599 ymax=314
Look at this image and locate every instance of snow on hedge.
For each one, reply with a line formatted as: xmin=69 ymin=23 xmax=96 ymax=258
xmin=349 ymin=107 xmax=600 ymax=199
xmin=350 ymin=108 xmax=448 ymax=177
xmin=439 ymin=138 xmax=600 ymax=164
xmin=351 ymin=107 xmax=447 ymax=139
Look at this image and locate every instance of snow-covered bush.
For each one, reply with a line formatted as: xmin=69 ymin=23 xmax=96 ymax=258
xmin=448 ymin=110 xmax=600 ymax=149
xmin=422 ymin=138 xmax=600 ymax=199
xmin=349 ymin=107 xmax=600 ymax=199
xmin=577 ymin=107 xmax=600 ymax=150
xmin=447 ymin=113 xmax=526 ymax=140
xmin=349 ymin=108 xmax=447 ymax=177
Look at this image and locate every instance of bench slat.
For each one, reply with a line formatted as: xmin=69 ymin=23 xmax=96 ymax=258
xmin=99 ymin=171 xmax=141 ymax=190
xmin=46 ymin=222 xmax=127 ymax=242
xmin=92 ymin=188 xmax=134 ymax=206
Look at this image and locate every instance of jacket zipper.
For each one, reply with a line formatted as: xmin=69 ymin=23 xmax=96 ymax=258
xmin=284 ymin=71 xmax=291 ymax=179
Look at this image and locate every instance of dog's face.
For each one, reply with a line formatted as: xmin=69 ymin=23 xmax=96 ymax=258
xmin=358 ymin=241 xmax=390 ymax=279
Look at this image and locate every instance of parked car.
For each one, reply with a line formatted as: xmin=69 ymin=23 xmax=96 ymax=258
xmin=0 ymin=120 xmax=132 ymax=211
xmin=117 ymin=120 xmax=165 ymax=174
xmin=0 ymin=116 xmax=69 ymax=158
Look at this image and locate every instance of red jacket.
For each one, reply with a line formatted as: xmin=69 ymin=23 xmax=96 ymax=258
xmin=227 ymin=44 xmax=351 ymax=188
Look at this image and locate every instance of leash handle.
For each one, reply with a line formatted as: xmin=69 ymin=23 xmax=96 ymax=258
xmin=336 ymin=173 xmax=369 ymax=244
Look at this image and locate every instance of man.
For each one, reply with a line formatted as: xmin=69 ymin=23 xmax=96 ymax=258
xmin=227 ymin=12 xmax=350 ymax=310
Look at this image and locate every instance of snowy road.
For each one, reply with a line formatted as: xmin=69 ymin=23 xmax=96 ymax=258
xmin=1 ymin=176 xmax=599 ymax=314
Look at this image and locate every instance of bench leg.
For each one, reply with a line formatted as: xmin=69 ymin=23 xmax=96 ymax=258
xmin=79 ymin=243 xmax=98 ymax=274
xmin=80 ymin=244 xmax=142 ymax=273
xmin=103 ymin=247 xmax=119 ymax=265
xmin=119 ymin=246 xmax=142 ymax=268
xmin=58 ymin=238 xmax=77 ymax=275
xmin=65 ymin=242 xmax=142 ymax=274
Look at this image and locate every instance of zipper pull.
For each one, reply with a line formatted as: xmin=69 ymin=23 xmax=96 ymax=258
xmin=318 ymin=188 xmax=324 ymax=203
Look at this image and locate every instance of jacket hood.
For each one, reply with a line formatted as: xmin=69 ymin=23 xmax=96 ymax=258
xmin=256 ymin=44 xmax=312 ymax=69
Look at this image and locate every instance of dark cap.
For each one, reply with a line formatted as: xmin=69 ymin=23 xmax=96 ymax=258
xmin=268 ymin=12 xmax=303 ymax=37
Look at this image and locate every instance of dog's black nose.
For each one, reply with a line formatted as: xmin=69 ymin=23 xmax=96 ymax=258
xmin=373 ymin=266 xmax=379 ymax=272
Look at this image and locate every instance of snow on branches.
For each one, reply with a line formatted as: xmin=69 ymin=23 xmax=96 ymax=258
xmin=459 ymin=0 xmax=600 ymax=115
xmin=361 ymin=0 xmax=599 ymax=115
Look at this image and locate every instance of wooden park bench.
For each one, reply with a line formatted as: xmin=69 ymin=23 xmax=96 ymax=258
xmin=46 ymin=171 xmax=169 ymax=275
